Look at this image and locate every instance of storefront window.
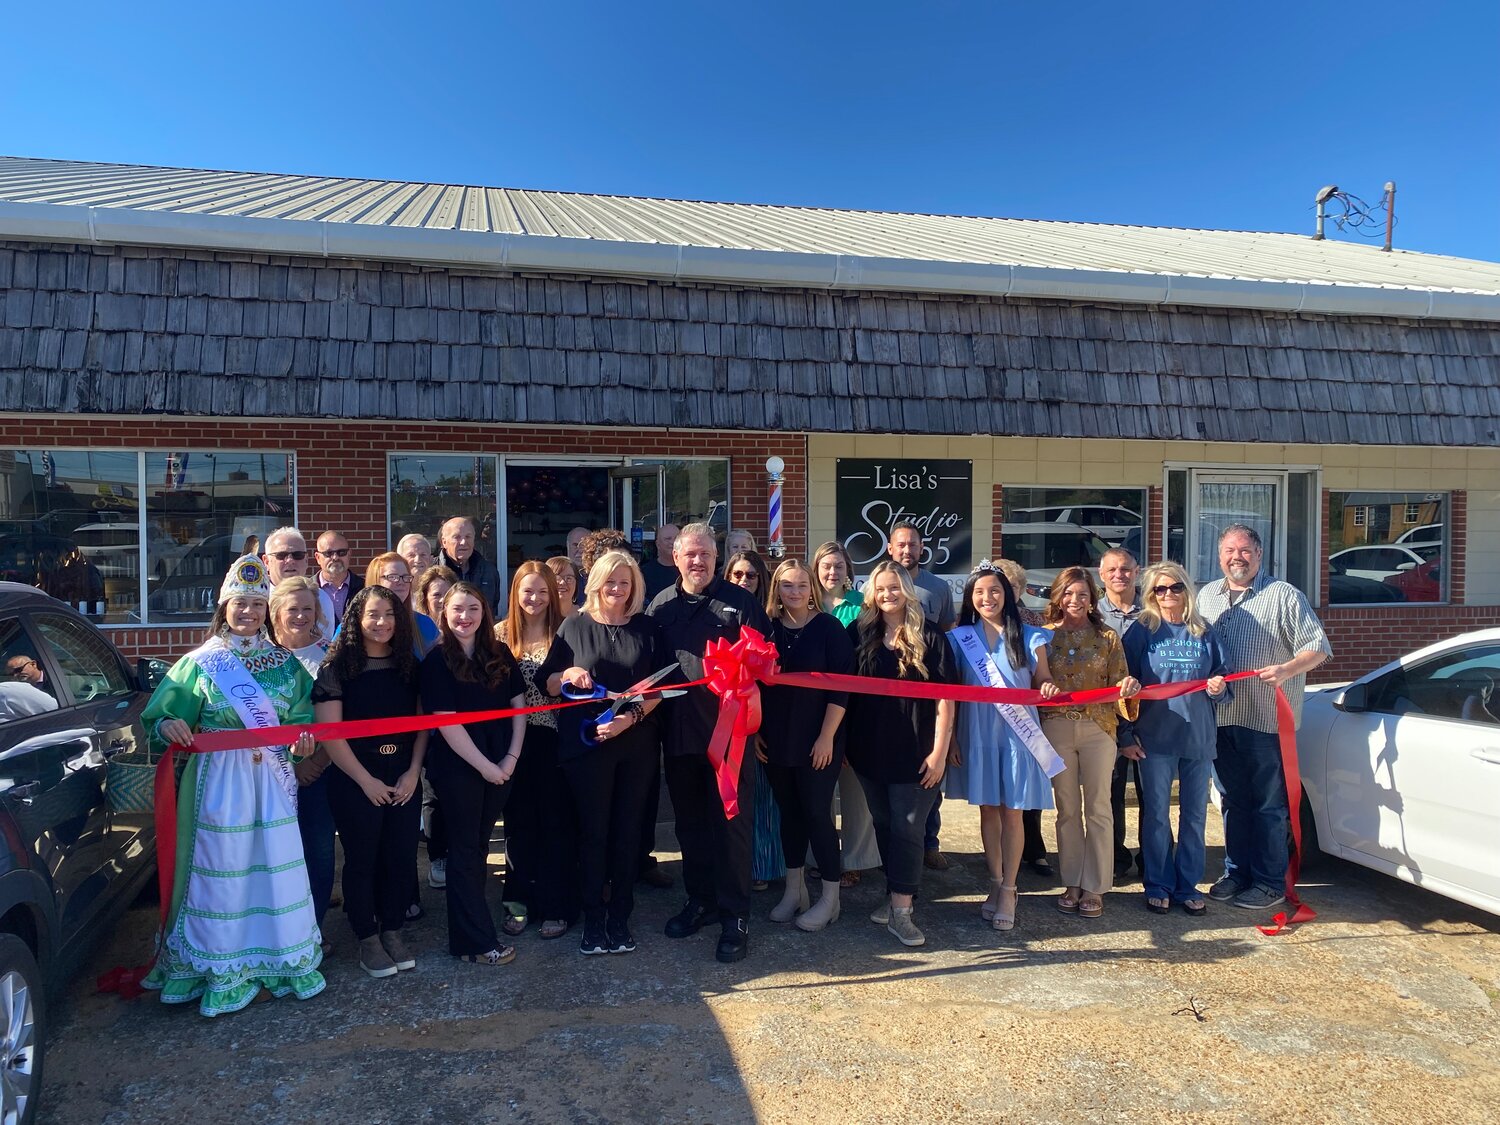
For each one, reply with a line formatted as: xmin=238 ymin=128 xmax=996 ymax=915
xmin=389 ymin=454 xmax=500 ymax=562
xmin=1328 ymin=491 xmax=1447 ymax=605
xmin=0 ymin=449 xmax=294 ymax=625
xmin=1165 ymin=467 xmax=1319 ymax=600
xmin=147 ymin=453 xmax=295 ymax=623
xmin=630 ymin=459 xmax=730 ymax=538
xmin=999 ymin=487 xmax=1145 ymax=606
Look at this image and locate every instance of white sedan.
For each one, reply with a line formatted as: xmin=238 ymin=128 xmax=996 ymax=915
xmin=1298 ymin=629 xmax=1500 ymax=916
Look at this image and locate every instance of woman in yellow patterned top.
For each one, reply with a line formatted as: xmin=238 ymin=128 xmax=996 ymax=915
xmin=1036 ymin=566 xmax=1140 ymax=919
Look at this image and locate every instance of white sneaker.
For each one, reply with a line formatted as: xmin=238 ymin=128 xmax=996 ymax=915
xmin=428 ymin=858 xmax=447 ymax=888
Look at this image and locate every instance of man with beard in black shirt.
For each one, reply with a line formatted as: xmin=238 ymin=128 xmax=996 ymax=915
xmin=648 ymin=522 xmax=772 ymax=962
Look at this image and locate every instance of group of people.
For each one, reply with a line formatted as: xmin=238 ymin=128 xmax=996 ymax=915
xmin=138 ymin=513 xmax=1331 ymax=1018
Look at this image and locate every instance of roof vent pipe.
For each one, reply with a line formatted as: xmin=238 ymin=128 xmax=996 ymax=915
xmin=1314 ymin=184 xmax=1339 ymax=240
xmin=1383 ymin=181 xmax=1397 ymax=252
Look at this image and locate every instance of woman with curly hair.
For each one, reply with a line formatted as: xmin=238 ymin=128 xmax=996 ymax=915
xmin=314 ymin=585 xmax=428 ymax=977
xmin=1037 ymin=567 xmax=1140 ymax=920
xmin=844 ymin=560 xmax=957 ymax=947
xmin=419 ymin=581 xmax=527 ymax=966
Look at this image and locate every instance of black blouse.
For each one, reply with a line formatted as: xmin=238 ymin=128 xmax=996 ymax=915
xmin=418 ymin=643 xmax=525 ymax=766
xmin=536 ymin=612 xmax=665 ymax=762
xmin=312 ymin=654 xmax=420 ymax=759
xmin=843 ymin=619 xmax=958 ymax=784
xmin=760 ymin=612 xmax=853 ymax=767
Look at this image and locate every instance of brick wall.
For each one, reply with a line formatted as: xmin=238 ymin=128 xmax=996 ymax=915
xmin=0 ymin=415 xmax=805 ymax=661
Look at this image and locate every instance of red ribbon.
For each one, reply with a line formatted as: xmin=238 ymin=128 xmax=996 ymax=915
xmin=150 ymin=643 xmax=1314 ymax=934
xmin=700 ymin=627 xmax=778 ymax=818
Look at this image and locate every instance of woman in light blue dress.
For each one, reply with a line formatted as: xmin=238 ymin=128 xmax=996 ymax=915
xmin=947 ymin=562 xmax=1054 ymax=931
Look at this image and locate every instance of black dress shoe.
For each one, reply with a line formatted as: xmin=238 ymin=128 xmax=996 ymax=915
xmin=664 ymin=901 xmax=712 ymax=939
xmin=1029 ymin=856 xmax=1053 ymax=879
xmin=716 ymin=918 xmax=749 ymax=963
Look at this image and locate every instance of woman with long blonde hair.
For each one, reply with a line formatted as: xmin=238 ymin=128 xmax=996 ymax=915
xmin=1122 ymin=562 xmax=1228 ymax=917
xmin=497 ymin=561 xmax=576 ymax=939
xmin=843 ymin=560 xmax=957 ymax=947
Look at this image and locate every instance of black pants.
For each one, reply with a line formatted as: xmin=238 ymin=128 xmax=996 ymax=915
xmin=563 ymin=738 xmax=658 ymax=926
xmin=664 ymin=750 xmax=755 ymax=922
xmin=1022 ymin=808 xmax=1047 ymax=862
xmin=428 ymin=756 xmax=510 ymax=956
xmin=856 ymin=772 xmax=940 ymax=897
xmin=1112 ymin=757 xmax=1142 ymax=863
xmin=638 ymin=742 xmax=664 ymax=869
xmin=764 ymin=759 xmax=842 ymax=880
xmin=505 ymin=725 xmax=579 ymax=922
xmin=325 ymin=752 xmax=421 ymax=941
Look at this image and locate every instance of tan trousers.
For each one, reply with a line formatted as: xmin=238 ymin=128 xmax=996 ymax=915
xmin=1045 ymin=717 xmax=1117 ymax=895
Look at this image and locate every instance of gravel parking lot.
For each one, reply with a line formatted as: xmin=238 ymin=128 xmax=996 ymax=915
xmin=42 ymin=802 xmax=1500 ymax=1124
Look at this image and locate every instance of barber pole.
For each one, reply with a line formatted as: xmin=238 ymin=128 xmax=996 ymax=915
xmin=765 ymin=456 xmax=785 ymax=558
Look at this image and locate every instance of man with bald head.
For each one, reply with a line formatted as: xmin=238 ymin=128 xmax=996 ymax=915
xmin=437 ymin=516 xmax=501 ymax=612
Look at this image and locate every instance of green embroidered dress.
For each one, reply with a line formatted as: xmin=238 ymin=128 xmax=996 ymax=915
xmin=142 ymin=633 xmax=325 ymax=1016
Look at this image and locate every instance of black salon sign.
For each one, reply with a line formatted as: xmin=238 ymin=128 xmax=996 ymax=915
xmin=836 ymin=459 xmax=973 ymax=575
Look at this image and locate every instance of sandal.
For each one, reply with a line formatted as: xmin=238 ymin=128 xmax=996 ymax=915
xmin=1078 ymin=895 xmax=1104 ymax=918
xmin=1056 ymin=889 xmax=1080 ymax=914
xmin=460 ymin=946 xmax=516 ymax=966
xmin=1181 ymin=898 xmax=1208 ymax=917
xmin=502 ymin=902 xmax=528 ymax=937
xmin=1146 ymin=896 xmax=1171 ymax=915
xmin=539 ymin=919 xmax=569 ymax=940
xmin=992 ymin=884 xmax=1018 ymax=932
xmin=980 ymin=879 xmax=1003 ymax=922
xmin=840 ymin=870 xmax=862 ymax=889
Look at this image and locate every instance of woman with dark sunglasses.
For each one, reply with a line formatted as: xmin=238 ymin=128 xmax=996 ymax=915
xmin=1120 ymin=562 xmax=1229 ymax=917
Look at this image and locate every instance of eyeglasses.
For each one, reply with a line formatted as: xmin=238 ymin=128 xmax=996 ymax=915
xmin=379 ymin=573 xmax=413 ymax=584
xmin=318 ymin=548 xmax=350 ymax=558
xmin=7 ymin=659 xmax=37 ymax=677
xmin=1152 ymin=583 xmax=1187 ymax=597
xmin=268 ymin=550 xmax=307 ymax=561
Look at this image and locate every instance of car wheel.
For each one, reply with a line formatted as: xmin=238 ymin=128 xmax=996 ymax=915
xmin=1297 ymin=794 xmax=1323 ymax=873
xmin=0 ymin=934 xmax=43 ymax=1125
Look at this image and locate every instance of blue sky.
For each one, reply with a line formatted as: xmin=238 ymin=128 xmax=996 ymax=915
xmin=5 ymin=1 xmax=1497 ymax=260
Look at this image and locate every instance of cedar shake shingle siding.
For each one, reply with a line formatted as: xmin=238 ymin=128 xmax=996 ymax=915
xmin=2 ymin=241 xmax=1498 ymax=445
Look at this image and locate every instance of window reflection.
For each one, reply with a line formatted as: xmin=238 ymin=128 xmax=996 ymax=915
xmin=1328 ymin=491 xmax=1446 ymax=605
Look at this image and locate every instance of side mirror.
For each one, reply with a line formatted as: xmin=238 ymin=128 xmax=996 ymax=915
xmin=1395 ymin=561 xmax=1416 ymax=572
xmin=136 ymin=658 xmax=168 ymax=692
xmin=1336 ymin=682 xmax=1369 ymax=713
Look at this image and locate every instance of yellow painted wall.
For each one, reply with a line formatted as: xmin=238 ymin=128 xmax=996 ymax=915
xmin=806 ymin=436 xmax=1500 ymax=605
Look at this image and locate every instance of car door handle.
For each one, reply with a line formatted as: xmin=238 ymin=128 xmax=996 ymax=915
xmin=1472 ymin=747 xmax=1500 ymax=766
xmin=103 ymin=738 xmax=133 ymax=759
xmin=7 ymin=781 xmax=40 ymax=804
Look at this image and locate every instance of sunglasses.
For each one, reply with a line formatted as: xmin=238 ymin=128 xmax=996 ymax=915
xmin=318 ymin=548 xmax=350 ymax=558
xmin=268 ymin=550 xmax=307 ymax=561
xmin=7 ymin=659 xmax=37 ymax=677
xmin=1152 ymin=582 xmax=1187 ymax=597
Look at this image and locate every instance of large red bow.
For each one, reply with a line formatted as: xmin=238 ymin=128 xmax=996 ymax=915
xmin=701 ymin=626 xmax=780 ymax=819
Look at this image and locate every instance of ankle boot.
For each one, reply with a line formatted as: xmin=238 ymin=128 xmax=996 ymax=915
xmin=769 ymin=867 xmax=809 ymax=923
xmin=795 ymin=880 xmax=841 ymax=932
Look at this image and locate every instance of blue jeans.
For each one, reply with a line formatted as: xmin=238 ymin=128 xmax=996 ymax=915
xmin=298 ymin=772 xmax=336 ymax=930
xmin=924 ymin=790 xmax=942 ymax=851
xmin=858 ymin=775 xmax=940 ymax=897
xmin=1214 ymin=726 xmax=1288 ymax=892
xmin=1138 ymin=754 xmax=1212 ymax=902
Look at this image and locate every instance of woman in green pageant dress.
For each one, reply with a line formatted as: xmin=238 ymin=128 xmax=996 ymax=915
xmin=142 ymin=555 xmax=325 ymax=1016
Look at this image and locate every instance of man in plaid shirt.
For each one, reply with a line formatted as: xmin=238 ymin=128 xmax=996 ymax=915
xmin=1196 ymin=524 xmax=1331 ymax=911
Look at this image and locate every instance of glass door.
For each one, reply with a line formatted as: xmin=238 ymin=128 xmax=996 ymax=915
xmin=1188 ymin=472 xmax=1283 ymax=584
xmin=609 ymin=465 xmax=666 ymax=560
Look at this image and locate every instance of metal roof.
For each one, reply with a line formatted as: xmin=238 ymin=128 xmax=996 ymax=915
xmin=3 ymin=156 xmax=1500 ymax=320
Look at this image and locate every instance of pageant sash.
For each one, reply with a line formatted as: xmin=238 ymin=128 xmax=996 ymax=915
xmin=188 ymin=638 xmax=297 ymax=804
xmin=950 ymin=625 xmax=1065 ymax=779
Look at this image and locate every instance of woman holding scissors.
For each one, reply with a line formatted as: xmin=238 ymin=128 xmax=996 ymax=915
xmin=540 ymin=549 xmax=669 ymax=957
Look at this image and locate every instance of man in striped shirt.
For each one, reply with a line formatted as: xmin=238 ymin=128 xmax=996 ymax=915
xmin=1196 ymin=524 xmax=1331 ymax=911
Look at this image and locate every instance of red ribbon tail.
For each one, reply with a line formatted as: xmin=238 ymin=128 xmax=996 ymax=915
xmin=153 ymin=743 xmax=180 ymax=929
xmin=1260 ymin=687 xmax=1316 ymax=935
xmin=705 ymin=697 xmax=743 ymax=819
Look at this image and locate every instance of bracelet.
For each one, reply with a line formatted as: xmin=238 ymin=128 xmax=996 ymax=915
xmin=627 ymin=702 xmax=646 ymax=724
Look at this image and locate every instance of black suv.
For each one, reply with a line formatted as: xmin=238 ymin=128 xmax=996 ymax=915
xmin=0 ymin=583 xmax=161 ymax=1123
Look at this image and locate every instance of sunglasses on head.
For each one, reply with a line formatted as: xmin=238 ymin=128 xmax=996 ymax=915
xmin=1152 ymin=582 xmax=1187 ymax=596
xmin=269 ymin=550 xmax=307 ymax=561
